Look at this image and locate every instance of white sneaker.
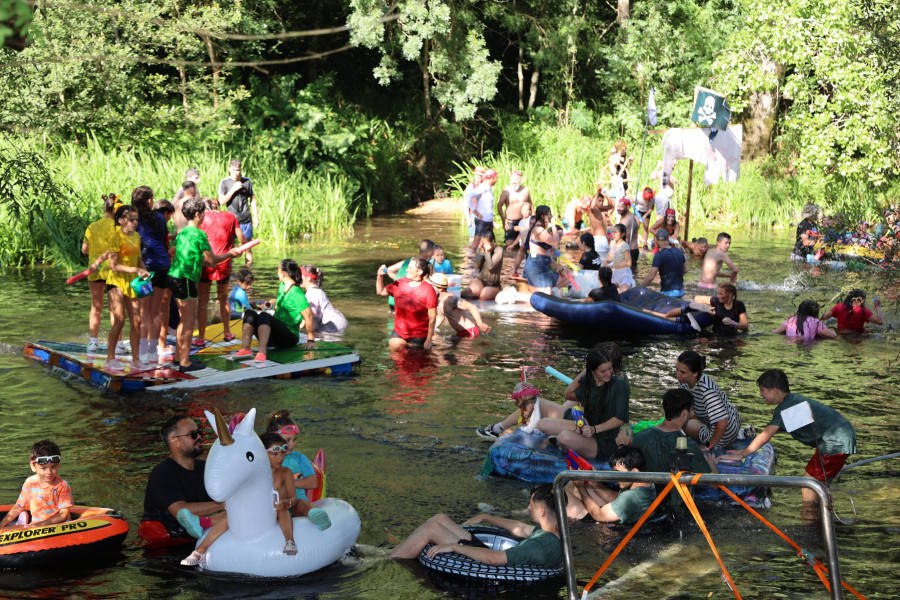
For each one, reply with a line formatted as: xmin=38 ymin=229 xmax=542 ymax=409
xmin=140 ymin=352 xmax=157 ymax=364
xmin=132 ymin=360 xmax=150 ymax=370
xmin=114 ymin=341 xmax=129 ymax=355
xmin=104 ymin=359 xmax=124 ymax=371
xmin=686 ymin=312 xmax=701 ymax=333
xmin=87 ymin=340 xmax=100 ymax=354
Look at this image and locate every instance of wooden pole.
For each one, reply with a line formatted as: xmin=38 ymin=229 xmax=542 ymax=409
xmin=684 ymin=160 xmax=694 ymax=242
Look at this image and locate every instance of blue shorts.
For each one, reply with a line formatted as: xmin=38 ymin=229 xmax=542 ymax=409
xmin=524 ymin=255 xmax=557 ymax=289
xmin=660 ymin=288 xmax=684 ymax=297
xmin=239 ymin=222 xmax=254 ymax=241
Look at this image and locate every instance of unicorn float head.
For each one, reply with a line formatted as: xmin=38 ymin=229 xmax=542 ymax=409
xmin=198 ymin=408 xmax=361 ymax=577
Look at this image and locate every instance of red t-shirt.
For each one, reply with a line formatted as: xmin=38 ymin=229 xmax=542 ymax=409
xmin=200 ymin=210 xmax=239 ymax=281
xmin=385 ymin=278 xmax=437 ymax=340
xmin=829 ymin=302 xmax=872 ymax=332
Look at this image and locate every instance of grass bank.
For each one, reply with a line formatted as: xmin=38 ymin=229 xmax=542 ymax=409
xmin=0 ymin=136 xmax=359 ymax=270
xmin=449 ymin=121 xmax=895 ymax=230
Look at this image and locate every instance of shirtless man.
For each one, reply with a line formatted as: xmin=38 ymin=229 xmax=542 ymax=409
xmin=588 ymin=188 xmax=615 ymax=238
xmin=497 ymin=171 xmax=532 ymax=248
xmin=172 ymin=181 xmax=197 ymax=233
xmin=427 ymin=273 xmax=492 ymax=338
xmin=699 ymin=232 xmax=738 ymax=290
xmin=616 ymin=198 xmax=640 ymax=275
xmin=681 ymin=237 xmax=709 ymax=258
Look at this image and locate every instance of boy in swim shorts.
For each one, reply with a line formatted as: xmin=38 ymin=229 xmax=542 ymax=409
xmin=428 ymin=273 xmax=491 ymax=338
xmin=725 ymin=369 xmax=856 ymax=505
xmin=699 ymin=232 xmax=738 ymax=290
xmin=168 ymin=197 xmax=240 ymax=372
xmin=1 ymin=440 xmax=73 ymax=528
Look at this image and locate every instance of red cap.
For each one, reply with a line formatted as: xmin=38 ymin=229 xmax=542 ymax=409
xmin=618 ymin=198 xmax=632 ymax=207
xmin=642 ymin=187 xmax=655 ymax=200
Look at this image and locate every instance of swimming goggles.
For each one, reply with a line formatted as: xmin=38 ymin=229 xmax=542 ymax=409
xmin=33 ymin=455 xmax=61 ymax=465
xmin=277 ymin=425 xmax=299 ymax=435
xmin=267 ymin=445 xmax=289 ymax=454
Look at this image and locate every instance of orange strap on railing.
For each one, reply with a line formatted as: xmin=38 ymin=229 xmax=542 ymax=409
xmin=717 ymin=485 xmax=869 ymax=600
xmin=671 ymin=474 xmax=742 ymax=599
xmin=581 ymin=475 xmax=679 ymax=594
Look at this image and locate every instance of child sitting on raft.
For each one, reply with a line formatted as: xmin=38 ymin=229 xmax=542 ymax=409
xmin=774 ymin=300 xmax=836 ymax=341
xmin=0 ymin=440 xmax=73 ymax=529
xmin=261 ymin=432 xmax=300 ymax=555
xmin=427 ymin=273 xmax=491 ymax=338
xmin=587 ymin=267 xmax=621 ymax=302
xmin=476 ymin=382 xmax=560 ymax=440
xmin=564 ymin=446 xmax=654 ymax=523
xmin=265 ymin=411 xmax=330 ymax=529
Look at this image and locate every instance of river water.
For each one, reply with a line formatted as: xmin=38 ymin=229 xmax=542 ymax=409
xmin=0 ymin=210 xmax=897 ymax=599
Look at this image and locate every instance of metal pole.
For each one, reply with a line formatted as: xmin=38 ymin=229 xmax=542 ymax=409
xmin=553 ymin=481 xmax=578 ymax=599
xmin=634 ymin=110 xmax=650 ymax=214
xmin=684 ymin=159 xmax=694 ymax=242
xmin=552 ymin=471 xmax=844 ymax=600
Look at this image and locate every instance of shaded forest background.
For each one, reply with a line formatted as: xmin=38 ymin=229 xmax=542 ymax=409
xmin=1 ymin=0 xmax=899 ymax=266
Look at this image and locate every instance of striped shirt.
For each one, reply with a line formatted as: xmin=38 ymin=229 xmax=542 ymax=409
xmin=680 ymin=373 xmax=741 ymax=447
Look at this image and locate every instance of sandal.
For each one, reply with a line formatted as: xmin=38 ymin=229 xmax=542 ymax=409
xmin=283 ymin=540 xmax=298 ymax=556
xmin=180 ymin=550 xmax=204 ymax=566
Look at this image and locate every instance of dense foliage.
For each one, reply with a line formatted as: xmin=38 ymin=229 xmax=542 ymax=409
xmin=0 ymin=0 xmax=898 ymax=267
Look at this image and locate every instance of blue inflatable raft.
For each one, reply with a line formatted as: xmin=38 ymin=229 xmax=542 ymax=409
xmin=482 ymin=429 xmax=776 ymax=506
xmin=529 ymin=287 xmax=714 ymax=335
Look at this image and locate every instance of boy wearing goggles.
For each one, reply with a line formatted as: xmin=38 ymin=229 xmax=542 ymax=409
xmin=1 ymin=440 xmax=73 ymax=528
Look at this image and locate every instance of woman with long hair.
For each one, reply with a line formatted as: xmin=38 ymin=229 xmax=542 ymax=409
xmin=821 ymin=289 xmax=883 ymax=332
xmin=775 ymin=300 xmax=836 ymax=341
xmin=523 ymin=205 xmax=565 ymax=294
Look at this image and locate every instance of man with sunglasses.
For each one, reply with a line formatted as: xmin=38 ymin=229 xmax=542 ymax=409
xmin=141 ymin=415 xmax=225 ymax=541
xmin=1 ymin=440 xmax=73 ymax=528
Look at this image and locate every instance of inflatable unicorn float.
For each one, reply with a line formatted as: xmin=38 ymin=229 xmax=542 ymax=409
xmin=192 ymin=408 xmax=361 ymax=576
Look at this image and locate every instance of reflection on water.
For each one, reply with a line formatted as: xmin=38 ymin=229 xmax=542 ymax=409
xmin=0 ymin=215 xmax=898 ymax=599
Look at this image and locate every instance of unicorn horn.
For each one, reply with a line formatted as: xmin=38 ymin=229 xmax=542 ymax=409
xmin=214 ymin=408 xmax=234 ymax=446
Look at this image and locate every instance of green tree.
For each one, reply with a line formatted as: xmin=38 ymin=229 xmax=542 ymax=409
xmin=713 ymin=0 xmax=900 ymax=192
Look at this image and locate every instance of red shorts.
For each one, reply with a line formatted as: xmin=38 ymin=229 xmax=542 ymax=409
xmin=457 ymin=326 xmax=481 ymax=339
xmin=805 ymin=449 xmax=848 ymax=481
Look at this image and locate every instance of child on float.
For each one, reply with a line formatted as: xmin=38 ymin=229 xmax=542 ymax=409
xmin=0 ymin=440 xmax=73 ymax=529
xmin=774 ymin=300 xmax=837 ymax=341
xmin=724 ymin=369 xmax=857 ymax=505
xmin=81 ymin=193 xmax=118 ymax=355
xmin=229 ymin=268 xmax=256 ymax=312
xmin=428 ymin=244 xmax=453 ymax=275
xmin=427 ymin=273 xmax=491 ymax=338
xmin=587 ymin=267 xmax=621 ymax=302
xmin=260 ymin=432 xmax=300 ymax=555
xmin=477 ymin=342 xmax=627 ymax=441
xmin=564 ymin=445 xmax=655 ymax=523
xmin=132 ymin=186 xmax=171 ymax=363
xmin=167 ymin=197 xmax=241 ymax=372
xmin=90 ymin=204 xmax=151 ymax=371
xmin=265 ymin=410 xmax=331 ymax=530
xmin=300 ymin=265 xmax=348 ymax=332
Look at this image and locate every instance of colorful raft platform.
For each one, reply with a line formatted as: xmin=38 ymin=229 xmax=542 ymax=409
xmin=482 ymin=429 xmax=776 ymax=506
xmin=23 ymin=338 xmax=360 ymax=392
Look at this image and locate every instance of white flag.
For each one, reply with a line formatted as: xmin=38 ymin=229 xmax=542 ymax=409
xmin=648 ymin=88 xmax=657 ymax=127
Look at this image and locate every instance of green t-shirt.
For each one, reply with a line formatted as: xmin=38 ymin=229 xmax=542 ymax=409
xmin=273 ymin=282 xmax=310 ymax=337
xmin=504 ymin=527 xmax=562 ymax=568
xmin=631 ymin=427 xmax=712 ymax=475
xmin=168 ymin=225 xmax=211 ymax=282
xmin=609 ymin=484 xmax=656 ymax=523
xmin=631 ymin=426 xmax=711 ymax=508
xmin=769 ymin=393 xmax=857 ymax=456
xmin=574 ymin=374 xmax=630 ymax=459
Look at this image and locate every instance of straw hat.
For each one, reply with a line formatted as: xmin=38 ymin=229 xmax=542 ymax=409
xmin=800 ymin=203 xmax=820 ymax=221
xmin=427 ymin=273 xmax=448 ymax=288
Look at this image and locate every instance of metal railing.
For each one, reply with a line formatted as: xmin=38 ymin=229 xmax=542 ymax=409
xmin=552 ymin=471 xmax=844 ymax=600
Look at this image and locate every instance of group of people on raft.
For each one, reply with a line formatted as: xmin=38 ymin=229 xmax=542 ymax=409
xmin=793 ymin=202 xmax=900 ymax=263
xmin=80 ymin=163 xmax=347 ymax=374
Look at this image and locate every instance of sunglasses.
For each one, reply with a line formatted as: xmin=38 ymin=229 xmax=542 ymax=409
xmin=33 ymin=455 xmax=61 ymax=465
xmin=173 ymin=429 xmax=201 ymax=440
xmin=277 ymin=425 xmax=299 ymax=435
xmin=267 ymin=444 xmax=289 ymax=454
